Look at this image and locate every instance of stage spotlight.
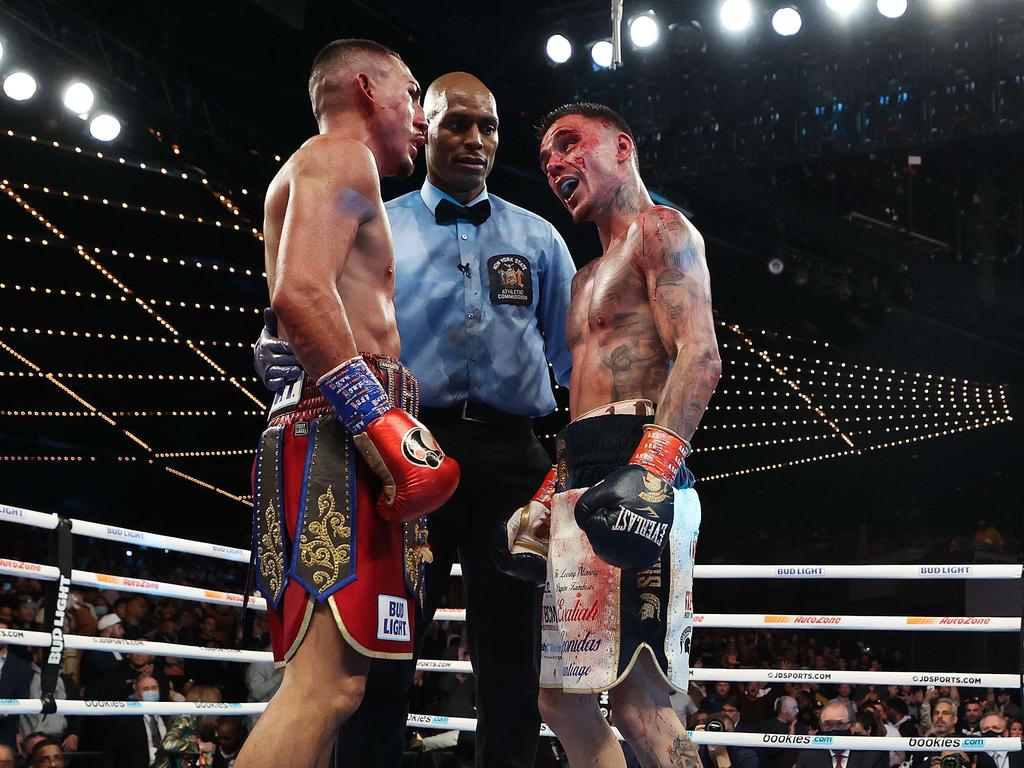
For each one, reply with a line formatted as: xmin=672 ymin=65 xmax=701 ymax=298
xmin=720 ymin=0 xmax=754 ymax=32
xmin=63 ymin=82 xmax=95 ymax=114
xmin=772 ymin=6 xmax=803 ymax=35
xmin=89 ymin=113 xmax=122 ymax=142
xmin=3 ymin=71 xmax=37 ymax=101
xmin=768 ymin=257 xmax=785 ymax=275
xmin=591 ymin=40 xmax=613 ymax=69
xmin=546 ymin=34 xmax=573 ymax=64
xmin=629 ymin=12 xmax=660 ymax=48
xmin=667 ymin=20 xmax=707 ymax=54
xmin=826 ymin=0 xmax=863 ymax=17
xmin=877 ymin=0 xmax=907 ymax=16
xmin=0 ymin=41 xmax=4 ymax=64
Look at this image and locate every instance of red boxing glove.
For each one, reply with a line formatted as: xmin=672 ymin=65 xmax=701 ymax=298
xmin=352 ymin=409 xmax=460 ymax=523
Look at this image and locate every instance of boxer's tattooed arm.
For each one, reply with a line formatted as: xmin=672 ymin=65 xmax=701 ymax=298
xmin=637 ymin=208 xmax=722 ymax=442
xmin=669 ymin=734 xmax=701 ymax=768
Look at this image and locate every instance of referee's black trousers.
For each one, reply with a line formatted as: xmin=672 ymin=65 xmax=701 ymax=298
xmin=337 ymin=406 xmax=550 ymax=767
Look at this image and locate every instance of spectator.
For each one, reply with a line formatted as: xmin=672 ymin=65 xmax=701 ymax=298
xmin=722 ymin=696 xmax=748 ymax=731
xmin=211 ymin=717 xmax=247 ymax=768
xmin=154 ymin=684 xmax=221 ymax=768
xmin=698 ymin=712 xmax=758 ymax=768
xmin=928 ymin=699 xmax=960 ymax=737
xmin=704 ymin=682 xmax=735 ymax=713
xmin=121 ymin=596 xmax=152 ymax=640
xmin=26 ymin=738 xmax=63 ymax=768
xmin=886 ymin=697 xmax=915 ymax=735
xmin=796 ymin=701 xmax=887 ymax=768
xmin=0 ymin=623 xmax=32 ymax=752
xmin=854 ymin=707 xmax=886 ymax=738
xmin=78 ymin=613 xmax=125 ymax=695
xmin=19 ymin=733 xmax=47 ymax=768
xmin=760 ymin=696 xmax=807 ymax=768
xmin=976 ymin=713 xmax=1022 ymax=768
xmin=101 ymin=675 xmax=166 ymax=768
xmin=95 ymin=653 xmax=159 ymax=702
xmin=960 ymin=698 xmax=984 ymax=736
xmin=742 ymin=681 xmax=775 ymax=726
xmin=0 ymin=743 xmax=13 ymax=768
xmin=18 ymin=648 xmax=81 ymax=753
xmin=243 ymin=641 xmax=281 ymax=725
xmin=1009 ymin=719 xmax=1022 ymax=739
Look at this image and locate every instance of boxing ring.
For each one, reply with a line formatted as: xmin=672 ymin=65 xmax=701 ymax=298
xmin=1 ymin=501 xmax=1021 ymax=752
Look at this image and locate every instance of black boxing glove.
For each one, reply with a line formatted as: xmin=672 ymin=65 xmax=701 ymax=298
xmin=574 ymin=424 xmax=690 ymax=569
xmin=492 ymin=467 xmax=555 ymax=586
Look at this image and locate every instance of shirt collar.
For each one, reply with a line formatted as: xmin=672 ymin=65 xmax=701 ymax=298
xmin=419 ymin=178 xmax=489 ymax=216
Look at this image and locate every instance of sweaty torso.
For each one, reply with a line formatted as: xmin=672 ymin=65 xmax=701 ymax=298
xmin=262 ymin=157 xmax=400 ymax=360
xmin=567 ymin=220 xmax=669 ymax=418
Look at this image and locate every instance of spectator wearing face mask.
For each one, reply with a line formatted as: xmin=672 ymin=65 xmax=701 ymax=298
xmin=101 ymin=675 xmax=166 ymax=768
xmin=797 ymin=702 xmax=887 ymax=768
xmin=975 ymin=714 xmax=1022 ymax=768
xmin=78 ymin=613 xmax=126 ymax=695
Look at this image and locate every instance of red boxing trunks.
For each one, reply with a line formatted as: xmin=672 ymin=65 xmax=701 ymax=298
xmin=252 ymin=354 xmax=429 ymax=665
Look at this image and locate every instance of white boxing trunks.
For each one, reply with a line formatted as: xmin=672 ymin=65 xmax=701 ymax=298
xmin=539 ymin=399 xmax=701 ymax=694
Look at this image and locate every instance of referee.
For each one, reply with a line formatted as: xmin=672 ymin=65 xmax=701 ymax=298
xmin=255 ymin=71 xmax=574 ymax=767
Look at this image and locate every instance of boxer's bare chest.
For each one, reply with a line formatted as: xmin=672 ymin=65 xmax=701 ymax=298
xmin=567 ymin=233 xmax=669 ymax=415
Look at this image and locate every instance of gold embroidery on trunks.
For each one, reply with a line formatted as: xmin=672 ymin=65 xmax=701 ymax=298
xmin=638 ymin=473 xmax=670 ymax=504
xmin=404 ymin=519 xmax=433 ymax=606
xmin=636 ymin=563 xmax=662 ymax=588
xmin=258 ymin=499 xmax=285 ymax=598
xmin=298 ymin=484 xmax=352 ymax=593
xmin=639 ymin=593 xmax=662 ymax=621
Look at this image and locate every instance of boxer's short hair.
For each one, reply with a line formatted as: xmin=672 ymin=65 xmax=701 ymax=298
xmin=536 ymin=102 xmax=639 ymax=170
xmin=308 ymin=38 xmax=403 ymax=106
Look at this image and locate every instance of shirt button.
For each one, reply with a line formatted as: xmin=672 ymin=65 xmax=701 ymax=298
xmin=468 ymin=313 xmax=475 ymax=319
xmin=460 ymin=234 xmax=468 ymax=241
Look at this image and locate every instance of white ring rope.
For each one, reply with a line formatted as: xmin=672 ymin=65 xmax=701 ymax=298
xmin=0 ymin=699 xmax=1018 ymax=753
xmin=1 ymin=629 xmax=1016 ymax=687
xmin=4 ymin=556 xmax=1020 ymax=634
xmin=4 ymin=502 xmax=1021 ymax=581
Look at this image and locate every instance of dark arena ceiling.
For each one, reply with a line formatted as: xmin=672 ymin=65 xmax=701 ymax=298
xmin=0 ymin=0 xmax=1021 ymax=564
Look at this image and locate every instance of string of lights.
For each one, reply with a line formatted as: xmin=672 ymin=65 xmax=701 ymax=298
xmin=0 ymin=280 xmax=263 ymax=317
xmin=2 ymin=128 xmax=254 ymax=228
xmin=723 ymin=322 xmax=856 ymax=447
xmin=0 ymin=325 xmax=253 ymax=350
xmin=0 ymin=371 xmax=261 ymax=383
xmin=5 ymin=180 xmax=263 ymax=239
xmin=154 ymin=449 xmax=254 ymax=459
xmin=699 ymin=408 xmax=1003 ymax=431
xmin=0 ymin=410 xmax=264 ymax=417
xmin=1 ymin=235 xmax=267 ymax=280
xmin=699 ymin=415 xmax=1011 ymax=483
xmin=0 ymin=337 xmax=252 ymax=502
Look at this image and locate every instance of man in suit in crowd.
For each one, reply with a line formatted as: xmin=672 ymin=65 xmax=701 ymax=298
xmin=976 ymin=713 xmax=1022 ymax=768
xmin=0 ymin=622 xmax=32 ymax=752
xmin=797 ymin=701 xmax=888 ymax=768
xmin=101 ymin=675 xmax=166 ymax=768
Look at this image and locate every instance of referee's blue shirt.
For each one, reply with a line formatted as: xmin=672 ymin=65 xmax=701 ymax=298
xmin=387 ymin=180 xmax=576 ymax=417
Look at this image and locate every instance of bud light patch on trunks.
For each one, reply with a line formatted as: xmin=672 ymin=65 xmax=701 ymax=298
xmin=377 ymin=594 xmax=411 ymax=642
xmin=488 ymin=254 xmax=533 ymax=306
xmin=401 ymin=427 xmax=444 ymax=468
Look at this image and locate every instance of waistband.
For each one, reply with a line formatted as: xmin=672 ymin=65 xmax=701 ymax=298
xmin=555 ymin=399 xmax=694 ymax=491
xmin=268 ymin=353 xmax=419 ymax=428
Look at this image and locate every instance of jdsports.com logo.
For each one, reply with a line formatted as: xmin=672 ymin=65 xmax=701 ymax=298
xmin=402 ymin=428 xmax=444 ymax=469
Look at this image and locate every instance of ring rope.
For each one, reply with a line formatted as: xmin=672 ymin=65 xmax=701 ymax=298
xmin=0 ymin=699 xmax=1018 ymax=753
xmin=4 ymin=504 xmax=1021 ymax=580
xmin=1 ymin=629 xmax=1016 ymax=687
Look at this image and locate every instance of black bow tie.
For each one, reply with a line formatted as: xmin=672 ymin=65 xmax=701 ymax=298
xmin=435 ymin=198 xmax=491 ymax=226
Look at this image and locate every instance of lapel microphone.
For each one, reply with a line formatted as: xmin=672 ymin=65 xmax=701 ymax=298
xmin=457 ymin=263 xmax=472 ymax=279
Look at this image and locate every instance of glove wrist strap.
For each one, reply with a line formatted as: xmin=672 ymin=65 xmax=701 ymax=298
xmin=629 ymin=424 xmax=690 ymax=485
xmin=317 ymin=356 xmax=393 ymax=434
xmin=531 ymin=467 xmax=557 ymax=508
